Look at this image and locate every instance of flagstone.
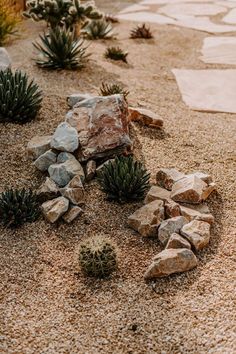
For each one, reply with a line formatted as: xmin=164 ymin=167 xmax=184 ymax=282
xmin=222 ymin=8 xmax=236 ymax=23
xmin=159 ymin=3 xmax=227 ymax=17
xmin=200 ymin=37 xmax=236 ymax=65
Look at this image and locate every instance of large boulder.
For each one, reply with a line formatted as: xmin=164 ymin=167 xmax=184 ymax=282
xmin=41 ymin=196 xmax=69 ymax=223
xmin=0 ymin=48 xmax=11 ymax=71
xmin=180 ymin=220 xmax=211 ymax=250
xmin=65 ymin=95 xmax=132 ymax=161
xmin=27 ymin=135 xmax=52 ymax=160
xmin=144 ymin=248 xmax=198 ymax=279
xmin=50 ymin=122 xmax=79 ymax=153
xmin=158 ymin=216 xmax=188 ymax=245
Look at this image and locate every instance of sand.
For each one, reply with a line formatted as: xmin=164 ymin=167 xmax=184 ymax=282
xmin=0 ymin=0 xmax=236 ymax=353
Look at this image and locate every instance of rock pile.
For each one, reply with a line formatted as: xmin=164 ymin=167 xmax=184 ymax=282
xmin=128 ymin=168 xmax=216 ymax=279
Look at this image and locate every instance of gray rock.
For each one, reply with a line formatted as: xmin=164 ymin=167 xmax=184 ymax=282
xmin=62 ymin=205 xmax=83 ymax=223
xmin=36 ymin=177 xmax=60 ymax=202
xmin=34 ymin=149 xmax=57 ymax=172
xmin=165 ymin=233 xmax=191 ymax=250
xmin=41 ymin=196 xmax=69 ymax=223
xmin=158 ymin=216 xmax=188 ymax=246
xmin=27 ymin=135 xmax=52 ymax=160
xmin=0 ymin=47 xmax=11 ymax=71
xmin=51 ymin=122 xmax=79 ymax=153
xmin=67 ymin=93 xmax=93 ymax=108
xmin=180 ymin=220 xmax=211 ymax=250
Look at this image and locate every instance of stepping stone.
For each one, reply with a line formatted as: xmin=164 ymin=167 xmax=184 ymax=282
xmin=118 ymin=12 xmax=176 ymax=25
xmin=200 ymin=37 xmax=236 ymax=65
xmin=159 ymin=3 xmax=227 ymax=17
xmin=223 ymin=8 xmax=236 ymax=24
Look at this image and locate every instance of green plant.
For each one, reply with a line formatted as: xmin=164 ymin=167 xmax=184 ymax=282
xmin=0 ymin=188 xmax=40 ymax=228
xmin=97 ymin=156 xmax=150 ymax=203
xmin=0 ymin=0 xmax=21 ymax=45
xmin=82 ymin=19 xmax=113 ymax=40
xmin=79 ymin=238 xmax=117 ymax=278
xmin=104 ymin=46 xmax=128 ymax=63
xmin=130 ymin=24 xmax=153 ymax=39
xmin=0 ymin=69 xmax=42 ymax=123
xmin=33 ymin=26 xmax=89 ymax=70
xmin=100 ymin=82 xmax=129 ymax=100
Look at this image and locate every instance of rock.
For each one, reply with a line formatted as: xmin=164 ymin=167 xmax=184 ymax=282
xmin=201 ymin=182 xmax=216 ymax=200
xmin=187 ymin=171 xmax=213 ymax=185
xmin=66 ymin=95 xmax=132 ymax=161
xmin=128 ymin=107 xmax=163 ymax=129
xmin=144 ymin=185 xmax=170 ymax=204
xmin=156 ymin=168 xmax=185 ymax=191
xmin=67 ymin=93 xmax=93 ymax=108
xmin=48 ymin=153 xmax=84 ymax=187
xmin=165 ymin=199 xmax=181 ymax=218
xmin=34 ymin=149 xmax=57 ymax=172
xmin=51 ymin=122 xmax=79 ymax=153
xmin=166 ymin=233 xmax=191 ymax=250
xmin=27 ymin=135 xmax=52 ymax=160
xmin=144 ymin=248 xmax=198 ymax=279
xmin=179 ymin=204 xmax=214 ymax=224
xmin=128 ymin=200 xmax=164 ymax=237
xmin=96 ymin=159 xmax=115 ymax=174
xmin=41 ymin=196 xmax=69 ymax=223
xmin=158 ymin=216 xmax=188 ymax=245
xmin=0 ymin=47 xmax=11 ymax=71
xmin=86 ymin=160 xmax=96 ymax=181
xmin=180 ymin=220 xmax=211 ymax=250
xmin=62 ymin=205 xmax=83 ymax=223
xmin=36 ymin=177 xmax=60 ymax=202
xmin=170 ymin=175 xmax=208 ymax=204
xmin=59 ymin=175 xmax=84 ymax=205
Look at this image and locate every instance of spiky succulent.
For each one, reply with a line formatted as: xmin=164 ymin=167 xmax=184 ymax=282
xmin=100 ymin=82 xmax=129 ymax=100
xmin=0 ymin=188 xmax=40 ymax=228
xmin=105 ymin=14 xmax=119 ymax=23
xmin=97 ymin=156 xmax=150 ymax=203
xmin=33 ymin=26 xmax=89 ymax=70
xmin=104 ymin=46 xmax=128 ymax=63
xmin=130 ymin=24 xmax=153 ymax=39
xmin=79 ymin=238 xmax=117 ymax=278
xmin=0 ymin=69 xmax=42 ymax=123
xmin=82 ymin=19 xmax=113 ymax=39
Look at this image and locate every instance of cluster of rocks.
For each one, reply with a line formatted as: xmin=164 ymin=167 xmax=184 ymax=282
xmin=127 ymin=168 xmax=216 ymax=279
xmin=27 ymin=93 xmax=163 ymax=223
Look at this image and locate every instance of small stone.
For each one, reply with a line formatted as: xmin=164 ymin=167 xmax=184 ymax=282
xmin=42 ymin=196 xmax=69 ymax=223
xmin=144 ymin=185 xmax=170 ymax=204
xmin=128 ymin=200 xmax=164 ymax=237
xmin=158 ymin=216 xmax=188 ymax=245
xmin=86 ymin=160 xmax=96 ymax=181
xmin=128 ymin=107 xmax=164 ymax=129
xmin=34 ymin=149 xmax=57 ymax=172
xmin=36 ymin=177 xmax=59 ymax=202
xmin=156 ymin=168 xmax=185 ymax=190
xmin=67 ymin=93 xmax=93 ymax=108
xmin=0 ymin=48 xmax=11 ymax=71
xmin=166 ymin=233 xmax=191 ymax=250
xmin=144 ymin=248 xmax=198 ymax=279
xmin=62 ymin=205 xmax=83 ymax=223
xmin=60 ymin=175 xmax=84 ymax=205
xmin=180 ymin=205 xmax=214 ymax=224
xmin=51 ymin=122 xmax=79 ymax=153
xmin=165 ymin=199 xmax=181 ymax=218
xmin=201 ymin=182 xmax=216 ymax=200
xmin=187 ymin=171 xmax=213 ymax=185
xmin=181 ymin=220 xmax=211 ymax=250
xmin=27 ymin=135 xmax=52 ymax=160
xmin=170 ymin=175 xmax=208 ymax=204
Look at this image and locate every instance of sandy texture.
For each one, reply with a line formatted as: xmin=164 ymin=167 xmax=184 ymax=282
xmin=0 ymin=1 xmax=236 ymax=353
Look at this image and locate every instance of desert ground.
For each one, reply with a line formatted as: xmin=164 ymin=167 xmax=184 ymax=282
xmin=0 ymin=0 xmax=236 ymax=353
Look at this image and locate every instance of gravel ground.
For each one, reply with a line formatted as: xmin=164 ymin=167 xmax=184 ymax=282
xmin=0 ymin=1 xmax=236 ymax=353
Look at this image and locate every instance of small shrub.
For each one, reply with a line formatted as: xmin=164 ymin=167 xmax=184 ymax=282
xmin=33 ymin=26 xmax=89 ymax=70
xmin=79 ymin=238 xmax=117 ymax=278
xmin=100 ymin=82 xmax=129 ymax=100
xmin=97 ymin=156 xmax=150 ymax=203
xmin=0 ymin=0 xmax=21 ymax=45
xmin=0 ymin=69 xmax=42 ymax=123
xmin=130 ymin=24 xmax=153 ymax=39
xmin=0 ymin=188 xmax=40 ymax=228
xmin=104 ymin=46 xmax=128 ymax=63
xmin=83 ymin=19 xmax=113 ymax=40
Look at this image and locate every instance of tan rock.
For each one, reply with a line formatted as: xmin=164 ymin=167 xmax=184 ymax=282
xmin=27 ymin=135 xmax=52 ymax=160
xmin=36 ymin=177 xmax=60 ymax=202
xmin=62 ymin=205 xmax=83 ymax=223
xmin=158 ymin=216 xmax=188 ymax=245
xmin=170 ymin=175 xmax=208 ymax=204
xmin=181 ymin=220 xmax=211 ymax=250
xmin=144 ymin=185 xmax=170 ymax=204
xmin=128 ymin=200 xmax=164 ymax=237
xmin=128 ymin=107 xmax=163 ymax=129
xmin=180 ymin=205 xmax=214 ymax=224
xmin=156 ymin=168 xmax=185 ymax=190
xmin=42 ymin=197 xmax=69 ymax=223
xmin=202 ymin=182 xmax=216 ymax=200
xmin=165 ymin=199 xmax=181 ymax=218
xmin=187 ymin=171 xmax=213 ymax=185
xmin=86 ymin=160 xmax=96 ymax=181
xmin=166 ymin=233 xmax=191 ymax=250
xmin=144 ymin=248 xmax=198 ymax=279
xmin=59 ymin=175 xmax=84 ymax=205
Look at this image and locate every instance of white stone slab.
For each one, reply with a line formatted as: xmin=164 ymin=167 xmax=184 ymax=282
xmin=173 ymin=15 xmax=236 ymax=33
xmin=118 ymin=11 xmax=176 ymax=25
xmin=119 ymin=4 xmax=150 ymax=14
xmin=159 ymin=3 xmax=227 ymax=17
xmin=172 ymin=69 xmax=236 ymax=113
xmin=200 ymin=36 xmax=236 ymax=65
xmin=217 ymin=1 xmax=236 ymax=8
xmin=222 ymin=8 xmax=236 ymax=23
xmin=141 ymin=0 xmax=211 ymax=4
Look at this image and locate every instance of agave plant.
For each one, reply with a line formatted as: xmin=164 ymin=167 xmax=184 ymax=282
xmin=130 ymin=24 xmax=153 ymax=39
xmin=104 ymin=46 xmax=128 ymax=63
xmin=97 ymin=156 xmax=150 ymax=203
xmin=0 ymin=188 xmax=40 ymax=228
xmin=100 ymin=82 xmax=129 ymax=100
xmin=0 ymin=69 xmax=42 ymax=123
xmin=33 ymin=26 xmax=89 ymax=70
xmin=82 ymin=19 xmax=113 ymax=40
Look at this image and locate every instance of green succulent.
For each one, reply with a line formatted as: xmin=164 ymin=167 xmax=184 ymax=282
xmin=79 ymin=238 xmax=117 ymax=278
xmin=97 ymin=156 xmax=150 ymax=203
xmin=33 ymin=26 xmax=89 ymax=70
xmin=100 ymin=82 xmax=129 ymax=100
xmin=0 ymin=69 xmax=42 ymax=123
xmin=0 ymin=188 xmax=40 ymax=228
xmin=130 ymin=24 xmax=153 ymax=39
xmin=104 ymin=46 xmax=128 ymax=63
xmin=82 ymin=19 xmax=113 ymax=40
